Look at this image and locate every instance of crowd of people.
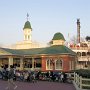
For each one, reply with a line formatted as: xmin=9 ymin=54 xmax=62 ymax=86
xmin=0 ymin=65 xmax=73 ymax=86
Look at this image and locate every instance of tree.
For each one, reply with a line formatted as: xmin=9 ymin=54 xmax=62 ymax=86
xmin=86 ymin=36 xmax=90 ymax=41
xmin=70 ymin=36 xmax=77 ymax=45
xmin=70 ymin=36 xmax=84 ymax=44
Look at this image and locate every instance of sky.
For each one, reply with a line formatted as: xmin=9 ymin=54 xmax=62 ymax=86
xmin=0 ymin=0 xmax=90 ymax=45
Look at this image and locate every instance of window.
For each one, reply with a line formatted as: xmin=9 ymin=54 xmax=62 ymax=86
xmin=46 ymin=59 xmax=53 ymax=70
xmin=46 ymin=58 xmax=63 ymax=70
xmin=82 ymin=52 xmax=86 ymax=56
xmin=23 ymin=58 xmax=32 ymax=68
xmin=77 ymin=52 xmax=81 ymax=56
xmin=13 ymin=58 xmax=20 ymax=67
xmin=55 ymin=59 xmax=62 ymax=70
xmin=70 ymin=60 xmax=74 ymax=70
xmin=34 ymin=58 xmax=42 ymax=68
xmin=0 ymin=58 xmax=8 ymax=68
xmin=87 ymin=52 xmax=90 ymax=56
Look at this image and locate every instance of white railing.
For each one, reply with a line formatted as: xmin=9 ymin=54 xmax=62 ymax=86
xmin=70 ymin=47 xmax=88 ymax=50
xmin=74 ymin=72 xmax=90 ymax=90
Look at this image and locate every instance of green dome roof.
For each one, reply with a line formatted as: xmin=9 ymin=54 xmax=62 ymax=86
xmin=23 ymin=21 xmax=32 ymax=29
xmin=52 ymin=32 xmax=65 ymax=41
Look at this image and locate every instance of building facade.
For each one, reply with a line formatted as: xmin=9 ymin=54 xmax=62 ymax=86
xmin=0 ymin=17 xmax=76 ymax=72
xmin=70 ymin=41 xmax=90 ymax=69
xmin=0 ymin=32 xmax=76 ymax=72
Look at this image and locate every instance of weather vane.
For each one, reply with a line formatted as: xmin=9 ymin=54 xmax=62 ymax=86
xmin=27 ymin=13 xmax=29 ymax=21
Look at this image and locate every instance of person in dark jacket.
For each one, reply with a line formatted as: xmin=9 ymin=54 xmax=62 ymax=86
xmin=5 ymin=65 xmax=17 ymax=90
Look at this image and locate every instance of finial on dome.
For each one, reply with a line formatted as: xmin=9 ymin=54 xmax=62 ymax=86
xmin=27 ymin=13 xmax=29 ymax=21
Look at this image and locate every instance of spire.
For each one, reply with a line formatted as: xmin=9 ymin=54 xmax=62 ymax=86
xmin=23 ymin=13 xmax=32 ymax=29
xmin=27 ymin=13 xmax=29 ymax=21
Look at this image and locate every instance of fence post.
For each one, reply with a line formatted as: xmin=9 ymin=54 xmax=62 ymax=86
xmin=76 ymin=73 xmax=77 ymax=84
xmin=77 ymin=74 xmax=79 ymax=87
xmin=74 ymin=72 xmax=76 ymax=82
xmin=79 ymin=76 xmax=82 ymax=89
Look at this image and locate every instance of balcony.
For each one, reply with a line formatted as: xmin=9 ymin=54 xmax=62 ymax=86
xmin=70 ymin=47 xmax=88 ymax=50
xmin=78 ymin=56 xmax=89 ymax=61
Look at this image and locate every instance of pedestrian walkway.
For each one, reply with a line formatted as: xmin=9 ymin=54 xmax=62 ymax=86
xmin=0 ymin=80 xmax=76 ymax=90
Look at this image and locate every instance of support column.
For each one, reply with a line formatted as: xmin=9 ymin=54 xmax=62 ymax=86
xmin=32 ymin=57 xmax=34 ymax=71
xmin=8 ymin=56 xmax=13 ymax=69
xmin=20 ymin=58 xmax=24 ymax=70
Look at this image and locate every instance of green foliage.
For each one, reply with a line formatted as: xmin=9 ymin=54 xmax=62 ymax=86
xmin=85 ymin=36 xmax=90 ymax=41
xmin=75 ymin=69 xmax=90 ymax=78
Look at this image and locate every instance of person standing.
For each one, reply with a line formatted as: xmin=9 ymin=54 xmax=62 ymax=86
xmin=60 ymin=72 xmax=64 ymax=82
xmin=5 ymin=65 xmax=17 ymax=90
xmin=0 ymin=65 xmax=4 ymax=79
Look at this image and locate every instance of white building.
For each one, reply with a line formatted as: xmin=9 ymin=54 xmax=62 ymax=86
xmin=10 ymin=16 xmax=47 ymax=49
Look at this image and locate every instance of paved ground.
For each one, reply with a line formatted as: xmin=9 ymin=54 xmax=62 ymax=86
xmin=0 ymin=80 xmax=76 ymax=90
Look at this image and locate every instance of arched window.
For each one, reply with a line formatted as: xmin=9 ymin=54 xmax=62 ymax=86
xmin=46 ymin=59 xmax=53 ymax=70
xmin=55 ymin=59 xmax=62 ymax=70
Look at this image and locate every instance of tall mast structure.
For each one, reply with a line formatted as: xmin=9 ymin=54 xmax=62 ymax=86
xmin=77 ymin=19 xmax=80 ymax=44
